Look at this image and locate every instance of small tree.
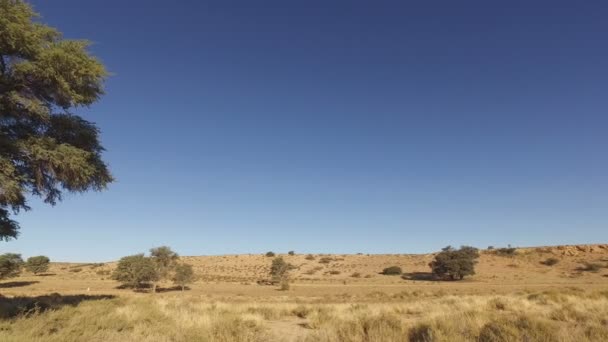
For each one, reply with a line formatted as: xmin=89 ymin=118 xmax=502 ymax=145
xmin=0 ymin=253 xmax=23 ymax=280
xmin=270 ymin=257 xmax=293 ymax=286
xmin=429 ymin=246 xmax=479 ymax=280
xmin=25 ymin=255 xmax=50 ymax=274
xmin=288 ymin=251 xmax=295 ymax=256
xmin=149 ymin=246 xmax=179 ymax=293
xmin=265 ymin=251 xmax=275 ymax=257
xmin=173 ymin=263 xmax=195 ymax=291
xmin=112 ymin=254 xmax=159 ymax=289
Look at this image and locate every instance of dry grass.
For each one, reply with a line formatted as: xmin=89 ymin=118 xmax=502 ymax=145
xmin=1 ymin=244 xmax=607 ymax=341
xmin=0 ymin=290 xmax=607 ymax=341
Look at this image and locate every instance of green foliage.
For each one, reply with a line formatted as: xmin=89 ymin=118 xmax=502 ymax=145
xmin=288 ymin=250 xmax=295 ymax=256
xmin=150 ymin=246 xmax=179 ymax=279
xmin=0 ymin=0 xmax=112 ymax=240
xmin=25 ymin=255 xmax=50 ymax=274
xmin=112 ymin=254 xmax=159 ymax=288
xmin=495 ymin=246 xmax=518 ymax=256
xmin=429 ymin=245 xmax=480 ymax=280
xmin=0 ymin=252 xmax=23 ymax=279
xmin=265 ymin=251 xmax=275 ymax=257
xmin=541 ymin=258 xmax=559 ymax=266
xmin=172 ymin=263 xmax=195 ymax=290
xmin=269 ymin=257 xmax=293 ymax=283
xmin=381 ymin=266 xmax=402 ymax=275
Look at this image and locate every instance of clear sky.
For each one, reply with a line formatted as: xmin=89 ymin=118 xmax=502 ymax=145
xmin=5 ymin=0 xmax=607 ymax=262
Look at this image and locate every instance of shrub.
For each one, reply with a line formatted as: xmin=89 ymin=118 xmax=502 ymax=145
xmin=429 ymin=246 xmax=479 ymax=280
xmin=270 ymin=257 xmax=293 ymax=283
xmin=288 ymin=251 xmax=295 ymax=256
xmin=69 ymin=268 xmax=82 ymax=273
xmin=381 ymin=266 xmax=402 ymax=275
xmin=351 ymin=272 xmax=361 ymax=278
xmin=495 ymin=246 xmax=517 ymax=256
xmin=172 ymin=263 xmax=195 ymax=291
xmin=265 ymin=251 xmax=275 ymax=257
xmin=112 ymin=254 xmax=159 ymax=289
xmin=0 ymin=253 xmax=23 ymax=280
xmin=279 ymin=279 xmax=290 ymax=291
xmin=328 ymin=270 xmax=340 ymax=275
xmin=541 ymin=258 xmax=559 ymax=266
xmin=305 ymin=254 xmax=315 ymax=260
xmin=318 ymin=257 xmax=333 ymax=264
xmin=578 ymin=262 xmax=603 ymax=272
xmin=25 ymin=255 xmax=50 ymax=274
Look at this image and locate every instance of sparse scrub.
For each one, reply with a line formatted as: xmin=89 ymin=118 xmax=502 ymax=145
xmin=350 ymin=272 xmax=361 ymax=278
xmin=577 ymin=262 xmax=603 ymax=272
xmin=318 ymin=257 xmax=333 ymax=264
xmin=265 ymin=251 xmax=275 ymax=257
xmin=381 ymin=266 xmax=402 ymax=275
xmin=288 ymin=251 xmax=295 ymax=256
xmin=305 ymin=254 xmax=315 ymax=260
xmin=541 ymin=257 xmax=560 ymax=266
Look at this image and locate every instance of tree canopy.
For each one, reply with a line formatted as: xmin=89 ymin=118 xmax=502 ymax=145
xmin=0 ymin=0 xmax=112 ymax=241
xmin=112 ymin=254 xmax=159 ymax=288
xmin=429 ymin=246 xmax=480 ymax=280
xmin=0 ymin=252 xmax=23 ymax=279
xmin=25 ymin=255 xmax=50 ymax=274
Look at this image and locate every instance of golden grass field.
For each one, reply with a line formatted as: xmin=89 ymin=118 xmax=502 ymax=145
xmin=1 ymin=244 xmax=607 ymax=341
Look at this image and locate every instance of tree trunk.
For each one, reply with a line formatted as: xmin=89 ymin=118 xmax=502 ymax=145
xmin=181 ymin=285 xmax=184 ymax=291
xmin=152 ymin=282 xmax=157 ymax=294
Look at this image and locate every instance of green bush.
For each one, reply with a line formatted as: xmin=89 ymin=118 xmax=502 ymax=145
xmin=0 ymin=253 xmax=23 ymax=280
xmin=112 ymin=254 xmax=159 ymax=288
xmin=265 ymin=251 xmax=275 ymax=257
xmin=429 ymin=246 xmax=479 ymax=280
xmin=25 ymin=255 xmax=50 ymax=274
xmin=381 ymin=266 xmax=402 ymax=275
xmin=288 ymin=251 xmax=295 ymax=256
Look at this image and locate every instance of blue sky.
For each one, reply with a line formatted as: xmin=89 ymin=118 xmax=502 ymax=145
xmin=4 ymin=0 xmax=607 ymax=261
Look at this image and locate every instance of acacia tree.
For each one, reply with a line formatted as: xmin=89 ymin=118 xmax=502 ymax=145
xmin=429 ymin=246 xmax=479 ymax=280
xmin=25 ymin=255 xmax=50 ymax=274
xmin=0 ymin=252 xmax=23 ymax=279
xmin=149 ymin=246 xmax=179 ymax=293
xmin=0 ymin=0 xmax=112 ymax=241
xmin=172 ymin=263 xmax=194 ymax=291
xmin=112 ymin=254 xmax=158 ymax=289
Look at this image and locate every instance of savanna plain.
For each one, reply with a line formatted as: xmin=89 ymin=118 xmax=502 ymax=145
xmin=1 ymin=244 xmax=608 ymax=342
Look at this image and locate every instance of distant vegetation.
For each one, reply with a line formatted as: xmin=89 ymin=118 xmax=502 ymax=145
xmin=381 ymin=266 xmax=402 ymax=275
xmin=288 ymin=251 xmax=295 ymax=256
xmin=25 ymin=256 xmax=50 ymax=275
xmin=265 ymin=251 xmax=275 ymax=257
xmin=112 ymin=246 xmax=194 ymax=293
xmin=0 ymin=253 xmax=23 ymax=280
xmin=429 ymin=246 xmax=479 ymax=280
xmin=305 ymin=254 xmax=315 ymax=260
xmin=541 ymin=258 xmax=560 ymax=266
xmin=494 ymin=245 xmax=518 ymax=256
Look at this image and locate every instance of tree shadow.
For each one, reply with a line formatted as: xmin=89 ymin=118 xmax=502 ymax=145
xmin=0 ymin=281 xmax=40 ymax=288
xmin=35 ymin=273 xmax=56 ymax=277
xmin=401 ymin=272 xmax=436 ymax=281
xmin=0 ymin=293 xmax=115 ymax=319
xmin=115 ymin=284 xmax=189 ymax=293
